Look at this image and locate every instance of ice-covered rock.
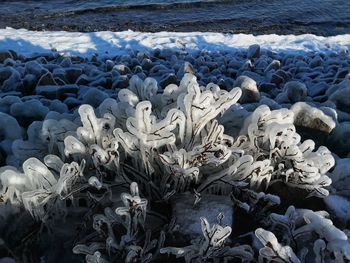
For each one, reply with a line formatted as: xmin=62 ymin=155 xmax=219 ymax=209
xmin=291 ymin=102 xmax=336 ymax=133
xmin=234 ymin=75 xmax=260 ymax=103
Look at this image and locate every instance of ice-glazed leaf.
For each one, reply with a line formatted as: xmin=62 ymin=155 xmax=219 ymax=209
xmin=118 ymin=89 xmax=139 ymax=107
xmin=177 ymin=73 xmax=241 ymax=148
xmin=255 ymin=228 xmax=300 ymax=263
xmin=89 ymin=176 xmax=102 ymax=190
xmin=53 ymin=160 xmax=85 ymax=196
xmin=128 ymin=75 xmax=158 ymax=102
xmin=124 ymin=101 xmax=184 ymax=148
xmin=21 ymin=189 xmax=52 ymax=219
xmin=22 ymin=158 xmax=57 ymax=191
xmin=64 ymin=135 xmax=87 ymax=156
xmin=77 ymin=105 xmax=100 ymax=145
xmin=313 ymin=239 xmax=326 ymax=263
xmin=44 ymin=155 xmax=64 ymax=173
xmin=0 ymin=168 xmax=30 ymax=203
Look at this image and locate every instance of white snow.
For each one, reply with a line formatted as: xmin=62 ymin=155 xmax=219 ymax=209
xmin=0 ymin=27 xmax=350 ymax=57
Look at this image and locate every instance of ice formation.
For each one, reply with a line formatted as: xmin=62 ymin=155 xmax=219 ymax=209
xmin=0 ymin=43 xmax=349 ymax=262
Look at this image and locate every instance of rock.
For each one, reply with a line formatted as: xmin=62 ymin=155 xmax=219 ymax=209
xmin=60 ymin=57 xmax=72 ymax=67
xmin=171 ymin=192 xmax=233 ymax=242
xmin=112 ymin=75 xmax=129 ymax=89
xmin=159 ymin=73 xmax=177 ymax=88
xmin=81 ymin=87 xmax=109 ymax=108
xmin=75 ymin=74 xmax=91 ymax=85
xmin=65 ymin=68 xmax=82 ymax=83
xmin=270 ymin=73 xmax=284 ymax=85
xmin=177 ymin=61 xmax=195 ymax=79
xmin=37 ymin=72 xmax=57 ymax=86
xmin=328 ymin=122 xmax=350 ymax=157
xmin=285 ymin=81 xmax=307 ymax=102
xmin=113 ymin=64 xmax=131 ymax=74
xmin=0 ymin=50 xmax=13 ymax=63
xmin=36 ymin=85 xmax=79 ymax=99
xmin=329 ymin=87 xmax=350 ymax=113
xmin=0 ymin=68 xmax=13 ymax=85
xmin=0 ymin=96 xmax=22 ymax=114
xmin=247 ymin=44 xmax=260 ymax=59
xmin=308 ymin=82 xmax=329 ymax=97
xmin=22 ymin=74 xmax=37 ymax=95
xmin=324 ymin=195 xmax=350 ymax=225
xmin=234 ymin=75 xmax=260 ymax=103
xmin=10 ymin=99 xmax=49 ymax=122
xmin=291 ymin=102 xmax=336 ymax=133
xmin=329 ymin=158 xmax=350 ymax=197
xmin=0 ymin=67 xmax=22 ymax=92
xmin=25 ymin=60 xmax=48 ymax=78
xmin=0 ymin=112 xmax=22 ymax=140
xmin=105 ymin=60 xmax=115 ymax=71
xmin=141 ymin=58 xmax=153 ymax=70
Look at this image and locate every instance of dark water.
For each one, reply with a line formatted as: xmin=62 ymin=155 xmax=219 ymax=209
xmin=0 ymin=0 xmax=349 ymax=36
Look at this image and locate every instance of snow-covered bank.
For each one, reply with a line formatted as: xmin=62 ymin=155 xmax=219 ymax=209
xmin=1 ymin=28 xmax=350 ymax=57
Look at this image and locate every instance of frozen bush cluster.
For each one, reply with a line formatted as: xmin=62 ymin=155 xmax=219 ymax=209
xmin=0 ymin=46 xmax=349 ymax=263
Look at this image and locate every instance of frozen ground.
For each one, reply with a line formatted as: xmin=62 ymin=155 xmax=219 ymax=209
xmin=1 ymin=28 xmax=350 ymax=57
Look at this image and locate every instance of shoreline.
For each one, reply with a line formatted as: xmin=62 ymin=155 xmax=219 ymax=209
xmin=0 ymin=28 xmax=350 ymax=58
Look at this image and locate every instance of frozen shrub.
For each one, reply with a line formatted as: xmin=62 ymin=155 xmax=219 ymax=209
xmin=0 ymin=73 xmax=340 ymax=262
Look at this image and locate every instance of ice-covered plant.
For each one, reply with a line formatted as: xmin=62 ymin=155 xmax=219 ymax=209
xmin=0 ymin=155 xmax=85 ymax=222
xmin=237 ymin=105 xmax=334 ymax=197
xmin=255 ymin=228 xmax=300 ymax=263
xmin=256 ymin=206 xmax=350 ymax=263
xmin=73 ymin=182 xmax=165 ymax=263
xmin=161 ymin=213 xmax=254 ymax=262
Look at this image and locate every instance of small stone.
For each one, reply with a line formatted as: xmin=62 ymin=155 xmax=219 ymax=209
xmin=22 ymin=74 xmax=37 ymax=95
xmin=0 ymin=50 xmax=13 ymax=63
xmin=285 ymin=81 xmax=307 ymax=102
xmin=234 ymin=75 xmax=260 ymax=103
xmin=113 ymin=64 xmax=131 ymax=74
xmin=247 ymin=44 xmax=260 ymax=59
xmin=37 ymin=72 xmax=57 ymax=86
xmin=82 ymin=87 xmax=109 ymax=107
xmin=159 ymin=73 xmax=177 ymax=88
xmin=112 ymin=75 xmax=129 ymax=89
xmin=36 ymin=85 xmax=79 ymax=99
xmin=329 ymin=87 xmax=350 ymax=113
xmin=25 ymin=60 xmax=48 ymax=78
xmin=65 ymin=68 xmax=82 ymax=84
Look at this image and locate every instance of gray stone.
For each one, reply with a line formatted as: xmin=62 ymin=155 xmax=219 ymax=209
xmin=291 ymin=102 xmax=336 ymax=133
xmin=36 ymin=85 xmax=79 ymax=99
xmin=0 ymin=50 xmax=13 ymax=63
xmin=247 ymin=44 xmax=260 ymax=59
xmin=37 ymin=72 xmax=57 ymax=86
xmin=159 ymin=73 xmax=177 ymax=88
xmin=25 ymin=60 xmax=48 ymax=78
xmin=329 ymin=87 xmax=350 ymax=113
xmin=171 ymin=192 xmax=233 ymax=241
xmin=65 ymin=68 xmax=82 ymax=84
xmin=234 ymin=75 xmax=260 ymax=103
xmin=285 ymin=81 xmax=307 ymax=102
xmin=82 ymin=87 xmax=109 ymax=107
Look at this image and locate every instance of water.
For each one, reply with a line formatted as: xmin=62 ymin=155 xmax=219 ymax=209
xmin=0 ymin=0 xmax=349 ymax=36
